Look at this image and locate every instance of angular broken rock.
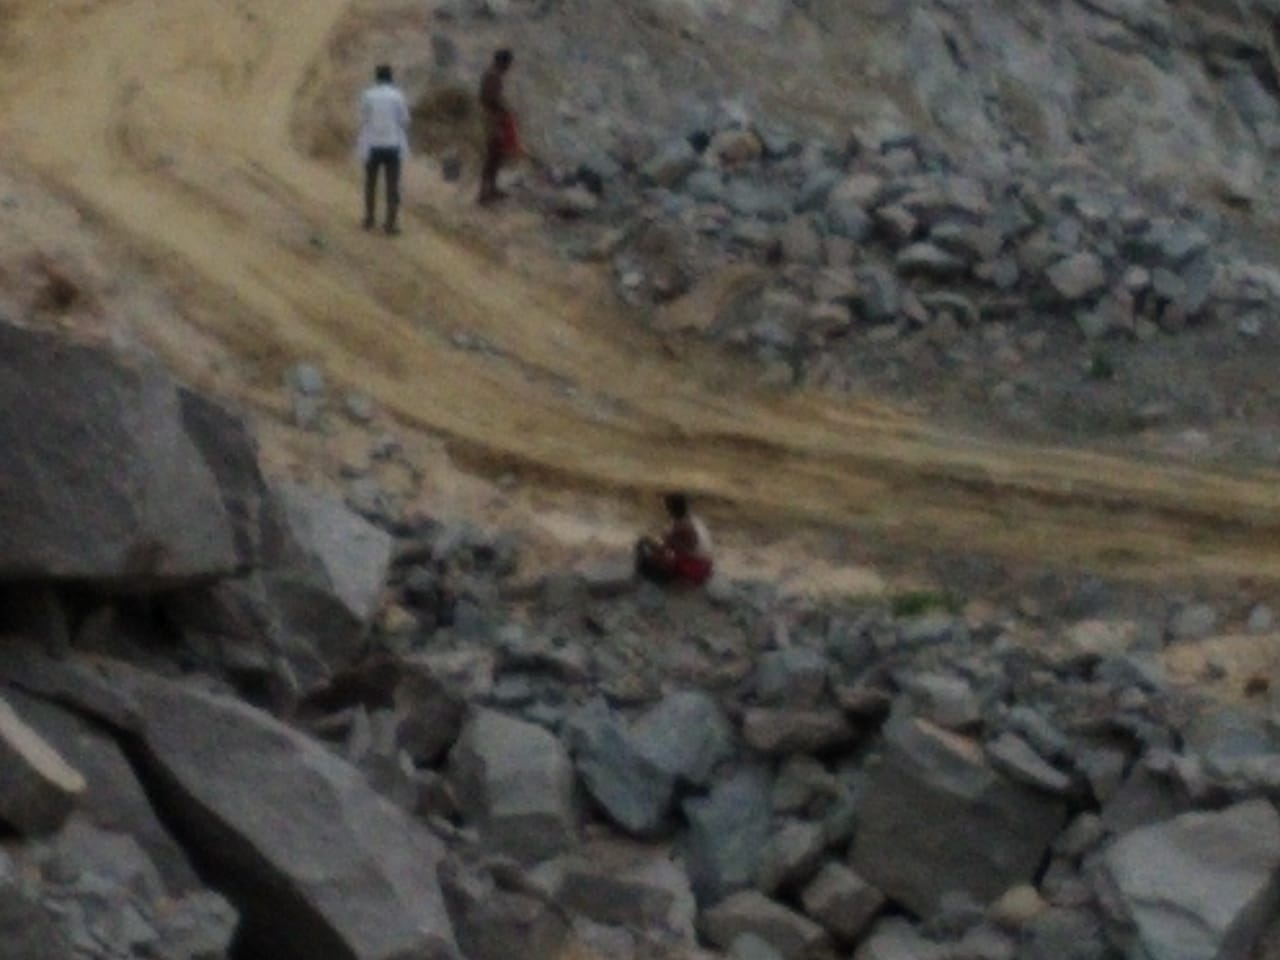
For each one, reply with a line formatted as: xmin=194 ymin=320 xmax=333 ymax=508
xmin=742 ymin=707 xmax=854 ymax=755
xmin=801 ymin=863 xmax=885 ymax=944
xmin=700 ymin=890 xmax=829 ymax=960
xmin=851 ymin=714 xmax=1067 ymax=916
xmin=2 ymin=686 xmax=199 ymax=893
xmin=0 ymin=693 xmax=85 ymax=836
xmin=1097 ymin=799 xmax=1280 ymax=960
xmin=986 ymin=733 xmax=1073 ymax=795
xmin=566 ymin=698 xmax=675 ymax=837
xmin=755 ymin=819 xmax=827 ymax=894
xmin=1046 ymin=253 xmax=1107 ymax=301
xmin=683 ymin=766 xmax=773 ymax=905
xmin=631 ymin=690 xmax=735 ymax=788
xmin=449 ymin=708 xmax=576 ymax=863
xmin=105 ymin=664 xmax=459 ymax=960
xmin=753 ymin=649 xmax=830 ymax=707
xmin=260 ymin=481 xmax=394 ymax=672
xmin=896 ymin=242 xmax=967 ymax=278
xmin=0 ymin=320 xmax=241 ymax=586
xmin=442 ymin=862 xmax=568 ymax=960
xmin=176 ymin=387 xmax=271 ymax=569
xmin=0 ymin=849 xmax=73 ymax=960
xmin=552 ymin=841 xmax=697 ymax=941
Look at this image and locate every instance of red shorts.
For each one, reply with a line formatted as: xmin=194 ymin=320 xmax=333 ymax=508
xmin=673 ymin=554 xmax=713 ymax=586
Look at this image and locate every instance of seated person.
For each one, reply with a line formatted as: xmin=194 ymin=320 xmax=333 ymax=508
xmin=635 ymin=492 xmax=714 ymax=586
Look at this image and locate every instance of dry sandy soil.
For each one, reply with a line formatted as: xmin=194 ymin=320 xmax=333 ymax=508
xmin=2 ymin=0 xmax=1280 ymax=605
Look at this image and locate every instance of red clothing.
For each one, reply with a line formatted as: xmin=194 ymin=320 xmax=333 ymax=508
xmin=501 ymin=112 xmax=521 ymax=158
xmin=673 ymin=553 xmax=713 ymax=586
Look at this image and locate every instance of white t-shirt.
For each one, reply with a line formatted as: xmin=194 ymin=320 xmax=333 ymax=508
xmin=357 ymin=84 xmax=410 ymax=161
xmin=689 ymin=515 xmax=713 ymax=560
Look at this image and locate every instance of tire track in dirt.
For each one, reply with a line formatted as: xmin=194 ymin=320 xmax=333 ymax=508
xmin=3 ymin=0 xmax=1279 ymax=583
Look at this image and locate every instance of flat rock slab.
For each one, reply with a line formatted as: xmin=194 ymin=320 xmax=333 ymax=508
xmin=0 ymin=320 xmax=240 ymax=586
xmin=107 ymin=663 xmax=459 ymax=960
xmin=0 ymin=693 xmax=85 ymax=836
xmin=1098 ymin=799 xmax=1280 ymax=960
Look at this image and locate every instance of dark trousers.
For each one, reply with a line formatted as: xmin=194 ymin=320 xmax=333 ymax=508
xmin=363 ymin=147 xmax=401 ymax=228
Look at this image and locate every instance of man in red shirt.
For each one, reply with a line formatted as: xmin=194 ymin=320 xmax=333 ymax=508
xmin=478 ymin=49 xmax=515 ymax=205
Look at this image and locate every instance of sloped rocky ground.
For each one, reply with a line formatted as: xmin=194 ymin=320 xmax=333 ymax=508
xmin=2 ymin=316 xmax=1278 ymax=960
xmin=307 ymin=0 xmax=1280 ymax=462
xmin=4 ymin=3 xmax=1280 ymax=959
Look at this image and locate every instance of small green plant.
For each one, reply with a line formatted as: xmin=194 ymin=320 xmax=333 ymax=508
xmin=891 ymin=589 xmax=962 ymax=618
xmin=1087 ymin=350 xmax=1116 ymax=381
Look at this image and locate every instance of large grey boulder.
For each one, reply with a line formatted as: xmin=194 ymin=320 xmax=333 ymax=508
xmin=0 ymin=692 xmax=85 ymax=836
xmin=566 ymin=698 xmax=675 ymax=837
xmin=631 ymin=690 xmax=736 ymax=788
xmin=683 ymin=766 xmax=774 ymax=905
xmin=0 ymin=321 xmax=241 ymax=586
xmin=449 ymin=708 xmax=576 ymax=863
xmin=1096 ymin=799 xmax=1280 ymax=960
xmin=851 ymin=714 xmax=1068 ymax=916
xmin=106 ymin=664 xmax=460 ymax=960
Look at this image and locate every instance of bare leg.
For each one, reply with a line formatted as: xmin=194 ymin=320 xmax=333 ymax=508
xmin=478 ymin=137 xmax=505 ymax=204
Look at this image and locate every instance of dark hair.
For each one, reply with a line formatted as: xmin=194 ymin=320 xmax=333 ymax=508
xmin=664 ymin=492 xmax=689 ymax=519
xmin=494 ymin=49 xmax=514 ymax=69
xmin=375 ymin=64 xmax=393 ymax=83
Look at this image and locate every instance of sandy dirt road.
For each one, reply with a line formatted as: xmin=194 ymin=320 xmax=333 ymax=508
xmin=2 ymin=0 xmax=1279 ymax=586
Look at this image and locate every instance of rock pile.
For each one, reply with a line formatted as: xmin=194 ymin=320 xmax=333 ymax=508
xmin=555 ymin=118 xmax=1280 ymax=399
xmin=2 ymin=316 xmax=1279 ymax=960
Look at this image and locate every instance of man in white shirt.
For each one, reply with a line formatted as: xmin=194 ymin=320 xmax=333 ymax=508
xmin=358 ymin=64 xmax=410 ymax=235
